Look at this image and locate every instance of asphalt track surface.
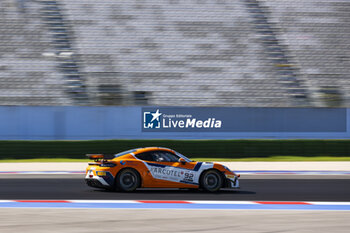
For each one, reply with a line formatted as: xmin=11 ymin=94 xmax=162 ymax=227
xmin=1 ymin=175 xmax=350 ymax=201
xmin=1 ymin=209 xmax=349 ymax=233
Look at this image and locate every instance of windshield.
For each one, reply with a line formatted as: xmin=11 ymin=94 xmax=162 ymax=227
xmin=114 ymin=149 xmax=137 ymax=158
xmin=174 ymin=151 xmax=192 ymax=162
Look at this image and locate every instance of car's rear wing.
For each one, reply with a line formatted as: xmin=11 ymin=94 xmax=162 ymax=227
xmin=86 ymin=153 xmax=116 ymax=160
xmin=86 ymin=154 xmax=104 ymax=161
xmin=86 ymin=154 xmax=117 ymax=167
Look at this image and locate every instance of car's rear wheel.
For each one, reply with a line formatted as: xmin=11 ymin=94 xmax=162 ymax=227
xmin=200 ymin=170 xmax=223 ymax=192
xmin=116 ymin=168 xmax=140 ymax=192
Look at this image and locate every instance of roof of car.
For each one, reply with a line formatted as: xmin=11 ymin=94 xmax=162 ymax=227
xmin=113 ymin=147 xmax=174 ymax=158
xmin=134 ymin=147 xmax=173 ymax=153
xmin=113 ymin=147 xmax=192 ymax=162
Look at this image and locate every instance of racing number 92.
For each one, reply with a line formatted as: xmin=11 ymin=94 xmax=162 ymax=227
xmin=184 ymin=173 xmax=194 ymax=181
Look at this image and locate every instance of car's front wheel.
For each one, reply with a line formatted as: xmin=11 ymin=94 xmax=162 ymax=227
xmin=115 ymin=168 xmax=140 ymax=192
xmin=200 ymin=170 xmax=223 ymax=192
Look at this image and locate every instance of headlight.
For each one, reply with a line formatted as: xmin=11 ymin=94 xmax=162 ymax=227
xmin=223 ymin=166 xmax=231 ymax=172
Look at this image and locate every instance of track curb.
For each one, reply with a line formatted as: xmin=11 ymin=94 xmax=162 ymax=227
xmin=1 ymin=200 xmax=350 ymax=210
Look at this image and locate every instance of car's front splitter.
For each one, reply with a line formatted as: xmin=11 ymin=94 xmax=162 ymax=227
xmin=226 ymin=176 xmax=240 ymax=189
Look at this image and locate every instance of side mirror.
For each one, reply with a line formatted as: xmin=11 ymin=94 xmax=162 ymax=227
xmin=178 ymin=158 xmax=186 ymax=165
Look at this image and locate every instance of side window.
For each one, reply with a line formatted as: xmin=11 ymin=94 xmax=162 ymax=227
xmin=135 ymin=152 xmax=155 ymax=161
xmin=151 ymin=151 xmax=179 ymax=162
xmin=163 ymin=152 xmax=180 ymax=162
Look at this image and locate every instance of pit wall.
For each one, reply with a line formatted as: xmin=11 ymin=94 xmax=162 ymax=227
xmin=0 ymin=106 xmax=349 ymax=140
xmin=1 ymin=105 xmax=350 ymax=158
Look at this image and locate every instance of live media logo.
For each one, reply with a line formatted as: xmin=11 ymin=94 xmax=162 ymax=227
xmin=142 ymin=108 xmax=222 ymax=130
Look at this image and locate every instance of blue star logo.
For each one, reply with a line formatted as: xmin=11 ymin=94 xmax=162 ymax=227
xmin=143 ymin=109 xmax=162 ymax=129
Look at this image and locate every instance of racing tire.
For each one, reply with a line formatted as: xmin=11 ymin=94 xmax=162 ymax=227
xmin=200 ymin=170 xmax=223 ymax=192
xmin=115 ymin=168 xmax=140 ymax=192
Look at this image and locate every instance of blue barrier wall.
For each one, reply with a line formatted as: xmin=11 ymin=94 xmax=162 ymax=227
xmin=0 ymin=106 xmax=349 ymax=140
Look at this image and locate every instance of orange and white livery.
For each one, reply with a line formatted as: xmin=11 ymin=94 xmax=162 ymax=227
xmin=85 ymin=147 xmax=239 ymax=192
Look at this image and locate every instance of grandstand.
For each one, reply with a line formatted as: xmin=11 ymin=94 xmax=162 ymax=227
xmin=0 ymin=0 xmax=349 ymax=107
